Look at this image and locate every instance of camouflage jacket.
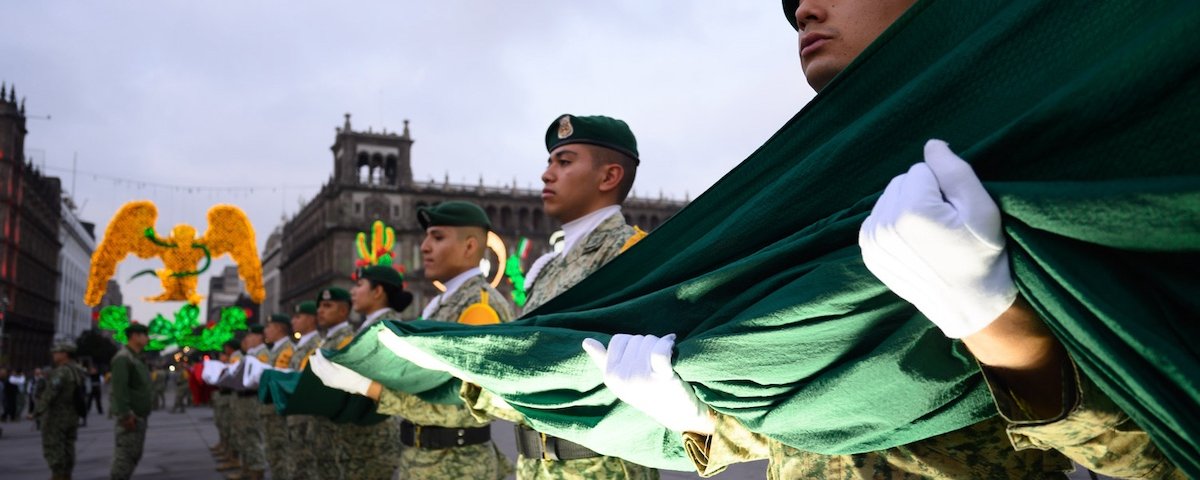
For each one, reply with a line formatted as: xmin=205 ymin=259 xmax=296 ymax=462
xmin=523 ymin=212 xmax=636 ymax=312
xmin=683 ymin=357 xmax=1186 ymax=479
xmin=110 ymin=345 xmax=152 ymax=418
xmin=289 ymin=331 xmax=322 ymax=370
xmin=35 ymin=362 xmax=84 ymax=419
xmin=267 ymin=339 xmax=295 ymax=369
xmin=321 ymin=321 xmax=356 ymax=352
xmin=379 ymin=273 xmax=513 ymax=428
xmin=248 ymin=344 xmax=270 ymax=363
xmin=463 ymin=213 xmax=659 ymax=479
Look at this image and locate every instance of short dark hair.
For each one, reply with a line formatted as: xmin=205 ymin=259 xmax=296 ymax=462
xmin=591 ymin=146 xmax=638 ymax=202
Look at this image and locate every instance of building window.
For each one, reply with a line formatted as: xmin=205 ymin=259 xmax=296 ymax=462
xmin=355 ymin=202 xmax=362 ymax=214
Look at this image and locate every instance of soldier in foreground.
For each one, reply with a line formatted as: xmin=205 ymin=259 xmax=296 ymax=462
xmin=32 ymin=341 xmax=85 ymax=480
xmin=110 ymin=323 xmax=153 ymax=480
xmin=259 ymin=314 xmax=294 ymax=478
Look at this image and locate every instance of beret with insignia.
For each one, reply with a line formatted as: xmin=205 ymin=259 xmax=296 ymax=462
xmin=248 ymin=324 xmax=265 ymax=334
xmin=269 ymin=313 xmax=292 ymax=325
xmin=50 ymin=340 xmax=77 ymax=354
xmin=294 ymin=301 xmax=317 ymax=315
xmin=417 ymin=201 xmax=491 ymax=231
xmin=316 ymin=287 xmax=352 ymax=304
xmin=545 ymin=114 xmax=639 ymax=164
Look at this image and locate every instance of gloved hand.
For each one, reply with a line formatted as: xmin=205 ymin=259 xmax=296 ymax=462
xmin=309 ymin=349 xmax=373 ymax=396
xmin=859 ymin=139 xmax=1019 ymax=338
xmin=582 ymin=334 xmax=715 ymax=435
xmin=201 ymin=360 xmax=226 ymax=385
xmin=376 ymin=329 xmax=475 ymax=382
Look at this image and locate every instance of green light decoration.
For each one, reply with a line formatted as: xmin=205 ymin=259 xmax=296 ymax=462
xmin=98 ymin=305 xmax=131 ymax=344
xmin=99 ymin=303 xmax=247 ymax=351
xmin=504 ymin=237 xmax=532 ymax=307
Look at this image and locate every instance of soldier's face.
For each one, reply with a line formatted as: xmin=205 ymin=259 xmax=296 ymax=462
xmin=291 ymin=313 xmax=317 ymax=334
xmin=317 ymin=300 xmax=349 ymax=327
xmin=542 ymin=145 xmax=608 ymax=223
xmin=263 ymin=323 xmax=285 ymax=343
xmin=52 ymin=351 xmax=68 ymax=365
xmin=128 ymin=332 xmax=149 ymax=350
xmin=421 ymin=226 xmax=476 ymax=282
xmin=793 ymin=0 xmax=917 ymax=92
xmin=350 ymin=279 xmax=386 ymax=314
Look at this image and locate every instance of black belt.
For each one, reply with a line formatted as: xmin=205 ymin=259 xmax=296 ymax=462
xmin=236 ymin=391 xmax=257 ymax=398
xmin=400 ymin=420 xmax=491 ymax=449
xmin=514 ymin=424 xmax=601 ymax=461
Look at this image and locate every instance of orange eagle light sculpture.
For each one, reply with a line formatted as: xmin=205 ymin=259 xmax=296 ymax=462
xmin=85 ymin=200 xmax=265 ymax=306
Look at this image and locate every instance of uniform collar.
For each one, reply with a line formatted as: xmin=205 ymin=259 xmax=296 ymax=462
xmin=270 ymin=339 xmax=292 ymax=353
xmin=295 ymin=330 xmax=319 ymax=348
xmin=441 ymin=267 xmax=483 ymax=298
xmin=246 ymin=344 xmax=267 ymax=356
xmin=325 ymin=321 xmax=352 ymax=339
xmin=561 ymin=205 xmax=621 ymax=257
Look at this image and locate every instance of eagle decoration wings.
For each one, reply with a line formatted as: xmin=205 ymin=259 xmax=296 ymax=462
xmin=84 ymin=200 xmax=265 ymax=306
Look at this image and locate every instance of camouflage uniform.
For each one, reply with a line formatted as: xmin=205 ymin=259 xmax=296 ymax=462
xmin=375 ymin=274 xmax=515 ymax=480
xmin=261 ymin=339 xmax=294 ymax=479
xmin=287 ymin=332 xmax=322 ymax=480
xmin=232 ymin=344 xmax=270 ymax=476
xmin=681 ymin=358 xmax=1187 ymax=479
xmin=171 ymin=367 xmax=188 ymax=413
xmin=110 ymin=345 xmax=153 ymax=480
xmin=152 ymin=367 xmax=168 ymax=410
xmin=463 ymin=212 xmax=659 ymax=480
xmin=35 ymin=360 xmax=85 ymax=477
xmin=217 ymin=350 xmax=244 ymax=461
xmin=310 ymin=320 xmax=397 ymax=480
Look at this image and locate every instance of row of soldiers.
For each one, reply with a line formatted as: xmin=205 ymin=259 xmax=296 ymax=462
xmin=209 ymin=113 xmax=651 ymax=479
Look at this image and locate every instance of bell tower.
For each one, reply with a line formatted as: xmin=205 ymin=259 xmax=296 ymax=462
xmin=330 ymin=113 xmax=414 ymax=188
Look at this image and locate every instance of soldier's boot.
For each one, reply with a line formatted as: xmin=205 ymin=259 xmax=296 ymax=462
xmin=210 ymin=442 xmax=224 ymax=452
xmin=246 ymin=469 xmax=264 ymax=480
xmin=222 ymin=471 xmax=244 ymax=480
xmin=216 ymin=459 xmax=241 ymax=471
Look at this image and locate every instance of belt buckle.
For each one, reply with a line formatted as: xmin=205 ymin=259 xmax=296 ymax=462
xmin=413 ymin=424 xmax=422 ymax=449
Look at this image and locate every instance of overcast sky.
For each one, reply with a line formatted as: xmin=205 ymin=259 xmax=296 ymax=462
xmin=2 ymin=1 xmax=815 ymax=323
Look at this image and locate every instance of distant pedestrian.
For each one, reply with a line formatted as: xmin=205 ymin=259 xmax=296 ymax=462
xmin=32 ymin=341 xmax=85 ymax=480
xmin=86 ymin=366 xmax=104 ymax=415
xmin=1 ymin=367 xmax=18 ymax=421
xmin=110 ymin=324 xmax=153 ymax=480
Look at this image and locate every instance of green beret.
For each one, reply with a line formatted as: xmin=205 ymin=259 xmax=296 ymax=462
xmin=223 ymin=340 xmax=240 ymax=351
xmin=417 ymin=201 xmax=491 ymax=231
xmin=248 ymin=324 xmax=265 ymax=334
xmin=359 ymin=265 xmax=404 ymax=289
xmin=51 ymin=341 xmax=77 ymax=354
xmin=125 ymin=323 xmax=149 ymax=336
xmin=269 ymin=313 xmax=292 ymax=325
xmin=294 ymin=301 xmax=317 ymax=315
xmin=316 ymin=287 xmax=352 ymax=304
xmin=545 ymin=114 xmax=639 ymax=164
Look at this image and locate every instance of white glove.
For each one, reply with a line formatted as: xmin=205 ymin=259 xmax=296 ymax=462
xmin=309 ymin=349 xmax=373 ymax=396
xmin=242 ymin=357 xmax=268 ymax=389
xmin=859 ymin=139 xmax=1019 ymax=338
xmin=376 ymin=328 xmax=475 ymax=382
xmin=582 ymin=334 xmax=714 ymax=435
xmin=201 ymin=360 xmax=226 ymax=385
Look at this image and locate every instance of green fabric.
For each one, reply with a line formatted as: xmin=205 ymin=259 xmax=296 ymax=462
xmin=257 ymin=367 xmax=388 ymax=426
xmin=314 ymin=0 xmax=1198 ymax=474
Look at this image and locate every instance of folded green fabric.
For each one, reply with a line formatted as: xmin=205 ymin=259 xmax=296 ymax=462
xmin=258 ymin=366 xmax=388 ymax=425
xmin=315 ymin=0 xmax=1198 ymax=474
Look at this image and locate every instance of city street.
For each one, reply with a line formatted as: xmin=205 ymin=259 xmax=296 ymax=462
xmin=0 ymin=391 xmax=767 ymax=479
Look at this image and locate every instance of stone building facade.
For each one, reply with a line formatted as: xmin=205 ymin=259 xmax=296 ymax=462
xmin=56 ymin=198 xmax=96 ymax=342
xmin=0 ymin=84 xmax=64 ymax=369
xmin=278 ymin=115 xmax=686 ymax=318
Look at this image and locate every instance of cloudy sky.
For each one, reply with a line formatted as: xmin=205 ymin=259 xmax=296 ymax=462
xmin=2 ymin=1 xmax=814 ymax=322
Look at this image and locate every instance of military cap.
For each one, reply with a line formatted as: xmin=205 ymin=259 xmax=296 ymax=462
xmin=358 ymin=265 xmax=404 ymax=289
xmin=545 ymin=114 xmax=639 ymax=164
xmin=268 ymin=313 xmax=292 ymax=325
xmin=50 ymin=340 xmax=77 ymax=354
xmin=223 ymin=340 xmax=240 ymax=351
xmin=417 ymin=201 xmax=491 ymax=231
xmin=294 ymin=301 xmax=318 ymax=315
xmin=247 ymin=324 xmax=265 ymax=334
xmin=125 ymin=323 xmax=149 ymax=335
xmin=315 ymin=287 xmax=352 ymax=304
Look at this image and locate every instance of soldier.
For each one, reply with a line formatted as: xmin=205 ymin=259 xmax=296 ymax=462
xmin=313 ymin=202 xmax=516 ymax=479
xmin=259 ymin=314 xmax=294 ymax=479
xmin=151 ymin=363 xmax=168 ymax=411
xmin=287 ymin=301 xmax=323 ymax=480
xmin=464 ymin=114 xmax=653 ymax=480
xmin=110 ymin=323 xmax=153 ymax=480
xmin=582 ymin=2 xmax=1187 ymax=479
xmin=213 ymin=340 xmax=242 ymax=469
xmin=310 ymin=286 xmax=401 ymax=480
xmin=170 ymin=361 xmax=189 ymax=414
xmin=228 ymin=325 xmax=268 ymax=480
xmin=32 ymin=341 xmax=85 ymax=480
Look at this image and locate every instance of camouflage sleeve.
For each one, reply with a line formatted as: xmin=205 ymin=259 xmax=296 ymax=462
xmin=35 ymin=368 xmax=65 ymax=417
xmin=110 ymin=354 xmax=132 ymax=417
xmin=376 ymin=385 xmax=490 ymax=428
xmin=681 ymin=412 xmax=771 ymax=477
xmin=981 ymin=358 xmax=1186 ymax=479
xmin=459 ymin=382 xmax=527 ymax=424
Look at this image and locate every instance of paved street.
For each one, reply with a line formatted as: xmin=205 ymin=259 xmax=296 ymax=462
xmin=0 ymin=391 xmax=766 ymax=480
